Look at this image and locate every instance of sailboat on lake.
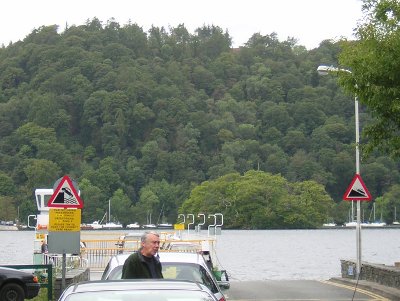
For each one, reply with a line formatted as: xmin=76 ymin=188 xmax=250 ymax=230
xmin=156 ymin=203 xmax=173 ymax=229
xmin=362 ymin=203 xmax=386 ymax=227
xmin=102 ymin=199 xmax=123 ymax=230
xmin=393 ymin=207 xmax=400 ymax=225
xmin=142 ymin=211 xmax=156 ymax=229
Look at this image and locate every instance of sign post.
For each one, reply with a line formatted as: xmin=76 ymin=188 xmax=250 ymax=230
xmin=47 ymin=175 xmax=83 ymax=290
xmin=343 ymin=173 xmax=372 ymax=277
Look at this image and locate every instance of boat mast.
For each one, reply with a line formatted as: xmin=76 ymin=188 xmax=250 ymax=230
xmin=109 ymin=199 xmax=111 ymax=223
xmin=157 ymin=203 xmax=165 ymax=224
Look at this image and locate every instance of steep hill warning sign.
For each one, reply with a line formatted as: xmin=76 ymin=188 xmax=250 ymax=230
xmin=343 ymin=174 xmax=372 ymax=201
xmin=47 ymin=175 xmax=83 ymax=208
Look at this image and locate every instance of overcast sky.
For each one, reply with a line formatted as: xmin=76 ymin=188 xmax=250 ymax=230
xmin=1 ymin=0 xmax=364 ymax=49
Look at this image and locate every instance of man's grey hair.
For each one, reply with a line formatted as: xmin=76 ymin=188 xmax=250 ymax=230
xmin=141 ymin=231 xmax=160 ymax=243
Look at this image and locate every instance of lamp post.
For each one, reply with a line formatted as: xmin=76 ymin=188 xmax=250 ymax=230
xmin=317 ymin=65 xmax=362 ymax=277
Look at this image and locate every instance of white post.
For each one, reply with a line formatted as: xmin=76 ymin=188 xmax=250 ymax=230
xmin=355 ymin=95 xmax=362 ymax=276
xmin=317 ymin=65 xmax=362 ymax=278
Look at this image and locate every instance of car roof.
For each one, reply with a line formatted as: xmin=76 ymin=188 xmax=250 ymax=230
xmin=0 ymin=267 xmax=32 ymax=275
xmin=124 ymin=232 xmax=144 ymax=237
xmin=161 ymin=252 xmax=206 ymax=263
xmin=64 ymin=279 xmax=207 ymax=293
xmin=110 ymin=251 xmax=207 ymax=266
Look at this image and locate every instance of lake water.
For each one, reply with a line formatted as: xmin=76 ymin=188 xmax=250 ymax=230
xmin=1 ymin=228 xmax=400 ymax=281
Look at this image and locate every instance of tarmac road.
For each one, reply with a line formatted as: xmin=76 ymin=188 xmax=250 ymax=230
xmin=90 ymin=270 xmax=399 ymax=300
xmin=225 ymin=280 xmax=392 ymax=301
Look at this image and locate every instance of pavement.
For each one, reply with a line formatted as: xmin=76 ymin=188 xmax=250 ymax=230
xmin=330 ymin=277 xmax=400 ymax=301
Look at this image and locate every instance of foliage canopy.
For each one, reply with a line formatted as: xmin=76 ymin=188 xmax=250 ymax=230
xmin=0 ymin=15 xmax=399 ymax=228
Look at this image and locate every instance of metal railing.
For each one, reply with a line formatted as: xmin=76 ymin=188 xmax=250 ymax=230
xmin=42 ymin=254 xmax=88 ymax=272
xmin=80 ymin=238 xmax=217 ymax=269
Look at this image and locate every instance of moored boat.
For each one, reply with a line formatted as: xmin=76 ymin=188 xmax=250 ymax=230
xmin=0 ymin=223 xmax=19 ymax=231
xmin=345 ymin=221 xmax=387 ymax=228
xmin=322 ymin=222 xmax=337 ymax=227
xmin=80 ymin=223 xmax=94 ymax=230
xmin=126 ymin=222 xmax=140 ymax=229
xmin=345 ymin=221 xmax=357 ymax=227
xmin=142 ymin=223 xmax=157 ymax=229
xmin=102 ymin=221 xmax=123 ymax=230
xmin=88 ymin=221 xmax=103 ymax=230
xmin=362 ymin=221 xmax=387 ymax=227
xmin=157 ymin=222 xmax=174 ymax=229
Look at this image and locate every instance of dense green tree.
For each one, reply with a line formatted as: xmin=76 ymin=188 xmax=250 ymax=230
xmin=339 ymin=0 xmax=400 ymax=158
xmin=181 ymin=171 xmax=334 ymax=229
xmin=110 ymin=188 xmax=133 ymax=225
xmin=260 ymin=102 xmax=293 ymax=135
xmin=0 ymin=171 xmax=15 ymax=195
xmin=287 ymin=150 xmax=322 ymax=182
xmin=194 ymin=25 xmax=231 ymax=59
xmin=281 ymin=130 xmax=309 ymax=155
xmin=0 ymin=196 xmax=18 ymax=221
xmin=79 ymin=178 xmax=104 ymax=223
xmin=279 ymin=181 xmax=334 ymax=228
xmin=378 ymin=184 xmax=400 ymax=223
xmin=23 ymin=159 xmax=61 ymax=190
xmin=136 ymin=186 xmax=160 ymax=225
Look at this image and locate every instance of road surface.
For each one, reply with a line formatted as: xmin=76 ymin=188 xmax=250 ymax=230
xmin=225 ymin=280 xmax=390 ymax=301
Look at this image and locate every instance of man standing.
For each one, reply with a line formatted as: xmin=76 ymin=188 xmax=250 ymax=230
xmin=41 ymin=239 xmax=48 ymax=254
xmin=121 ymin=231 xmax=163 ymax=279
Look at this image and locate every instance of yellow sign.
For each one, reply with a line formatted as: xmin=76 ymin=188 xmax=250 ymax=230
xmin=49 ymin=208 xmax=81 ymax=232
xmin=174 ymin=223 xmax=185 ymax=230
xmin=35 ymin=233 xmax=45 ymax=240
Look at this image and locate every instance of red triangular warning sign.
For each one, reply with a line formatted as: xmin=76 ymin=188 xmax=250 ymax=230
xmin=47 ymin=175 xmax=83 ymax=208
xmin=343 ymin=174 xmax=372 ymax=201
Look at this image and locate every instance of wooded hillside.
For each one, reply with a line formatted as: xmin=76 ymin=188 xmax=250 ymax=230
xmin=0 ymin=18 xmax=398 ymax=228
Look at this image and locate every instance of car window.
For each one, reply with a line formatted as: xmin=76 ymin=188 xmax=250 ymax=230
xmin=162 ymin=263 xmax=218 ymax=294
xmin=107 ymin=265 xmax=123 ymax=280
xmin=101 ymin=261 xmax=112 ymax=280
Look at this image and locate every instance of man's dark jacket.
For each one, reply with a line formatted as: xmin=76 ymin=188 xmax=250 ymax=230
xmin=121 ymin=250 xmax=163 ymax=279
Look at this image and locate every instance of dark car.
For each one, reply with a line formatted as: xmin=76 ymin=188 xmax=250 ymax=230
xmin=58 ymin=279 xmax=218 ymax=301
xmin=0 ymin=267 xmax=40 ymax=301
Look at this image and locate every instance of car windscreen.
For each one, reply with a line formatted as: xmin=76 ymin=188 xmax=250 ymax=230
xmin=106 ymin=263 xmax=218 ymax=294
xmin=63 ymin=289 xmax=216 ymax=301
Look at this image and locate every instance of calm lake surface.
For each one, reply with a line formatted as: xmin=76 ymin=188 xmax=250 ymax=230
xmin=1 ymin=228 xmax=400 ymax=280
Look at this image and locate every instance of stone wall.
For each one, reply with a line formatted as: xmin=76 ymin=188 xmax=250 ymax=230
xmin=54 ymin=267 xmax=90 ymax=299
xmin=341 ymin=260 xmax=400 ymax=289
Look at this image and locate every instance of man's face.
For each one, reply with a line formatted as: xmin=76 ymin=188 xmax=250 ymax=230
xmin=141 ymin=233 xmax=160 ymax=257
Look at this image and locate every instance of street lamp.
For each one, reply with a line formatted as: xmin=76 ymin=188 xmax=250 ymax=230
xmin=317 ymin=65 xmax=362 ymax=277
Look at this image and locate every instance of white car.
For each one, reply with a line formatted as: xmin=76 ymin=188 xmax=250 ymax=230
xmin=58 ymin=279 xmax=219 ymax=301
xmin=101 ymin=252 xmax=229 ymax=301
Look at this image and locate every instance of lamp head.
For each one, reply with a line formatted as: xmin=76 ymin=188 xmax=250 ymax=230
xmin=317 ymin=65 xmax=330 ymax=75
xmin=317 ymin=65 xmax=352 ymax=75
